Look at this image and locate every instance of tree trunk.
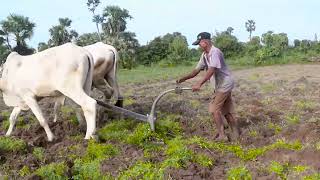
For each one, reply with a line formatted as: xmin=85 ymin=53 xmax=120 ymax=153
xmin=96 ymin=22 xmax=101 ymax=41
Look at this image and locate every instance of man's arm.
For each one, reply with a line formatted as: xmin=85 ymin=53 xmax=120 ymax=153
xmin=192 ymin=67 xmax=215 ymax=91
xmin=177 ymin=68 xmax=201 ymax=83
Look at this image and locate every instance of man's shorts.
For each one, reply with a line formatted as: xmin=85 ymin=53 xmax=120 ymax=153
xmin=209 ymin=91 xmax=235 ymax=115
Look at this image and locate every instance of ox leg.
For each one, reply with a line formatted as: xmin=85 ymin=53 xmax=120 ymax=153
xmin=93 ymin=77 xmax=113 ymax=101
xmin=53 ymin=96 xmax=66 ymax=123
xmin=106 ymin=73 xmax=123 ymax=108
xmin=93 ymin=78 xmax=113 ymax=123
xmin=61 ymin=91 xmax=97 ymax=140
xmin=5 ymin=107 xmax=21 ymax=136
xmin=23 ymin=94 xmax=54 ymax=141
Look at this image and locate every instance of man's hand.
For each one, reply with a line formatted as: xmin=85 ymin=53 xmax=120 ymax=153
xmin=192 ymin=83 xmax=201 ymax=92
xmin=176 ymin=78 xmax=185 ymax=84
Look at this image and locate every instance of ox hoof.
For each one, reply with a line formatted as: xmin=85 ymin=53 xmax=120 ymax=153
xmin=47 ymin=135 xmax=55 ymax=142
xmin=84 ymin=134 xmax=97 ymax=140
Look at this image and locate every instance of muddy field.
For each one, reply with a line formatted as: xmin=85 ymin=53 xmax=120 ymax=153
xmin=1 ymin=64 xmax=320 ymax=179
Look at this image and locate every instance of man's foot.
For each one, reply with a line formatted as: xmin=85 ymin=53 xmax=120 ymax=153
xmin=215 ymin=134 xmax=228 ymax=142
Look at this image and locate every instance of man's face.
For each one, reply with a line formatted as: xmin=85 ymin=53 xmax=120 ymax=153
xmin=199 ymin=39 xmax=208 ymax=51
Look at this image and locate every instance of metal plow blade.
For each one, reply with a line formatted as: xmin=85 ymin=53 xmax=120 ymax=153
xmin=96 ymin=86 xmax=192 ymax=131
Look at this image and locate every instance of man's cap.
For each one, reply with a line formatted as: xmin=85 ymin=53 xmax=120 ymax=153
xmin=192 ymin=32 xmax=211 ymax=45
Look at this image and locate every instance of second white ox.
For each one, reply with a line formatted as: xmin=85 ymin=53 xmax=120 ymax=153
xmin=53 ymin=42 xmax=123 ymax=123
xmin=0 ymin=43 xmax=97 ymax=141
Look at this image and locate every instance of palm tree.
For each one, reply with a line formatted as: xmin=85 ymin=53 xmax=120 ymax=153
xmin=48 ymin=18 xmax=78 ymax=46
xmin=102 ymin=6 xmax=132 ymax=39
xmin=0 ymin=14 xmax=35 ymax=54
xmin=245 ymin=20 xmax=256 ymax=41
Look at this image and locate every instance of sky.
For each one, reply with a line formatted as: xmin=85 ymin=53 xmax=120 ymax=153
xmin=0 ymin=0 xmax=319 ymax=48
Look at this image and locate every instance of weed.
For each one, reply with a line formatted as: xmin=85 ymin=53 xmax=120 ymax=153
xmin=0 ymin=137 xmax=26 ymax=153
xmin=98 ymin=119 xmax=137 ymax=142
xmin=190 ymin=136 xmax=302 ymax=161
xmin=83 ymin=140 xmax=119 ymax=162
xmin=35 ymin=162 xmax=67 ymax=180
xmin=304 ymin=173 xmax=320 ymax=180
xmin=124 ymin=97 xmax=135 ymax=106
xmin=268 ymin=122 xmax=282 ymax=134
xmin=193 ymin=153 xmax=214 ymax=167
xmin=118 ymin=161 xmax=164 ymax=180
xmin=249 ymin=130 xmax=258 ymax=137
xmin=294 ymin=100 xmax=315 ymax=111
xmin=269 ymin=161 xmax=309 ymax=179
xmin=161 ymin=136 xmax=193 ymax=168
xmin=269 ymin=161 xmax=289 ymax=180
xmin=72 ymin=159 xmax=106 ymax=180
xmin=126 ymin=123 xmax=158 ymax=147
xmin=227 ymin=165 xmax=252 ymax=180
xmin=315 ymin=142 xmax=320 ymax=151
xmin=19 ymin=166 xmax=31 ymax=177
xmin=32 ymin=147 xmax=45 ymax=162
xmin=285 ymin=113 xmax=300 ymax=125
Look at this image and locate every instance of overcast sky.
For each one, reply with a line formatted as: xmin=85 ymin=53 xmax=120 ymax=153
xmin=1 ymin=0 xmax=319 ymax=48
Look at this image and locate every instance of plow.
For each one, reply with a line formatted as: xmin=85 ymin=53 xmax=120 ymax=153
xmin=96 ymin=86 xmax=192 ymax=130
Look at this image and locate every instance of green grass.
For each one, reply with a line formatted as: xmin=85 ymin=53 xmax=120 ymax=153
xmin=118 ymin=54 xmax=313 ymax=85
xmin=35 ymin=162 xmax=68 ymax=180
xmin=0 ymin=137 xmax=26 ymax=153
xmin=118 ymin=64 xmax=196 ymax=84
xmin=190 ymin=136 xmax=302 ymax=161
xmin=227 ymin=165 xmax=252 ymax=180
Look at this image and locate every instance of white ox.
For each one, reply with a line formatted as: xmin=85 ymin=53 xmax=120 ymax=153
xmin=0 ymin=43 xmax=97 ymax=141
xmin=53 ymin=42 xmax=123 ymax=123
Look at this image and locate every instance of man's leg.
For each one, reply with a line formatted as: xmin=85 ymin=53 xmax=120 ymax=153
xmin=225 ymin=113 xmax=240 ymax=140
xmin=212 ymin=110 xmax=226 ymax=139
xmin=209 ymin=92 xmax=229 ymax=141
xmin=223 ymin=92 xmax=240 ymax=140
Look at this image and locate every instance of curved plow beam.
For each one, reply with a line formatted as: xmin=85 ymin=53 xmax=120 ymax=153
xmin=147 ymin=87 xmax=192 ymax=131
xmin=96 ymin=86 xmax=192 ymax=131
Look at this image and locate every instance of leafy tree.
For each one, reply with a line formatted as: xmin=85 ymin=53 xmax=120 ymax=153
xmin=245 ymin=20 xmax=256 ymax=41
xmin=105 ymin=31 xmax=139 ymax=69
xmin=245 ymin=36 xmax=261 ymax=55
xmin=299 ymin=39 xmax=312 ymax=52
xmin=48 ymin=18 xmax=78 ymax=47
xmin=226 ymin=27 xmax=234 ymax=35
xmin=0 ymin=14 xmax=35 ymax=55
xmin=212 ymin=29 xmax=243 ymax=58
xmin=37 ymin=42 xmax=49 ymax=52
xmin=76 ymin=32 xmax=101 ymax=46
xmin=293 ymin=39 xmax=301 ymax=48
xmin=167 ymin=36 xmax=189 ymax=64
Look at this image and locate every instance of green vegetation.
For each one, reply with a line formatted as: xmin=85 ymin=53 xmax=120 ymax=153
xmin=269 ymin=161 xmax=309 ymax=180
xmin=35 ymin=162 xmax=68 ymax=180
xmin=285 ymin=113 xmax=301 ymax=125
xmin=227 ymin=166 xmax=252 ymax=180
xmin=190 ymin=136 xmax=302 ymax=161
xmin=0 ymin=137 xmax=26 ymax=153
xmin=32 ymin=147 xmax=45 ymax=162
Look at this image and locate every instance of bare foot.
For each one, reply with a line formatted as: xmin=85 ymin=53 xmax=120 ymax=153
xmin=215 ymin=134 xmax=228 ymax=142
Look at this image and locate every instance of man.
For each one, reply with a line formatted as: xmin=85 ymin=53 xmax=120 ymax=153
xmin=176 ymin=32 xmax=240 ymax=141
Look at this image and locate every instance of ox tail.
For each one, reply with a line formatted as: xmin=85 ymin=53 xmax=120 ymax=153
xmin=84 ymin=52 xmax=94 ymax=95
xmin=107 ymin=48 xmax=123 ymax=107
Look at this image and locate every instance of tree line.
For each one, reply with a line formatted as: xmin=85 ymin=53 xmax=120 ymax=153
xmin=1 ymin=0 xmax=319 ymax=68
